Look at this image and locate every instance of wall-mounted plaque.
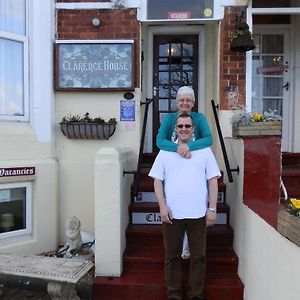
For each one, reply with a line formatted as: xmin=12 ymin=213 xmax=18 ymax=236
xmin=55 ymin=41 xmax=134 ymax=90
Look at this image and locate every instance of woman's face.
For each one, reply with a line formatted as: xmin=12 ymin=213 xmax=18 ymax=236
xmin=176 ymin=93 xmax=195 ymax=114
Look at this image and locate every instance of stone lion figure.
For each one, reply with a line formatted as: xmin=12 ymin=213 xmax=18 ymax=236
xmin=65 ymin=216 xmax=83 ymax=258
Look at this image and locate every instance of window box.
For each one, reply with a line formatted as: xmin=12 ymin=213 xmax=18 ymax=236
xmin=278 ymin=209 xmax=300 ymax=247
xmin=232 ymin=121 xmax=282 ymax=138
xmin=60 ymin=122 xmax=117 ymax=140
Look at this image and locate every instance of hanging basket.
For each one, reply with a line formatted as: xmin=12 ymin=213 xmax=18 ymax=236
xmin=230 ymin=36 xmax=256 ymax=52
xmin=60 ymin=122 xmax=117 ymax=140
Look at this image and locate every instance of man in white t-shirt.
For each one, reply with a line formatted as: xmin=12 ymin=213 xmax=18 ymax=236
xmin=149 ymin=113 xmax=220 ymax=300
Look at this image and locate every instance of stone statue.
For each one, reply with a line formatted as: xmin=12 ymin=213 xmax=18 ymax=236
xmin=65 ymin=216 xmax=83 ymax=258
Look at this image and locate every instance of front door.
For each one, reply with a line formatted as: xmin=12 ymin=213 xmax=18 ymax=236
xmin=152 ymin=35 xmax=199 ymax=151
xmin=252 ymin=28 xmax=290 ymax=150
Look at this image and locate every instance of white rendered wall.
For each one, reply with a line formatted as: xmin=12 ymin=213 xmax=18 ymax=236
xmin=225 ymin=138 xmax=300 ymax=300
xmin=0 ymin=0 xmax=57 ymax=254
xmin=0 ymin=159 xmax=58 ymax=254
xmin=56 ymin=91 xmax=140 ymax=244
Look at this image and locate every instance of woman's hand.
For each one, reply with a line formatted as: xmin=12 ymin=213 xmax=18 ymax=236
xmin=177 ymin=144 xmax=192 ymax=158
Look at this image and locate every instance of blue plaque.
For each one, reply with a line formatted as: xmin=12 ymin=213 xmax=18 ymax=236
xmin=120 ymin=100 xmax=135 ymax=121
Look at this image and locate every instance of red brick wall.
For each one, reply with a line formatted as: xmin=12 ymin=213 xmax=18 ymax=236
xmin=220 ymin=7 xmax=246 ymax=110
xmin=56 ymin=7 xmax=140 ymax=87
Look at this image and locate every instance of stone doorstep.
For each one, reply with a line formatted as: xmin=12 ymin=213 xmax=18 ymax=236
xmin=0 ymin=254 xmax=94 ymax=300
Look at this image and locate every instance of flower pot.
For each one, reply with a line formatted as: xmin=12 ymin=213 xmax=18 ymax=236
xmin=60 ymin=122 xmax=117 ymax=140
xmin=232 ymin=121 xmax=282 ymax=138
xmin=278 ymin=209 xmax=300 ymax=247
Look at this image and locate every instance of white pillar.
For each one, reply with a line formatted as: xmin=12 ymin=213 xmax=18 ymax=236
xmin=94 ymin=147 xmax=134 ymax=276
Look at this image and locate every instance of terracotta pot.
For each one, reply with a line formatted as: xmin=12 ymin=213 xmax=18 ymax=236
xmin=60 ymin=122 xmax=117 ymax=140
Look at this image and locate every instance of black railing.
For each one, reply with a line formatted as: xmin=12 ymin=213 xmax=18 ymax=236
xmin=124 ymin=98 xmax=153 ymax=197
xmin=211 ymin=99 xmax=239 ymax=183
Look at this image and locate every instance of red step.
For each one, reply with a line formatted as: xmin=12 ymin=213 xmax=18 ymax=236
xmin=126 ymin=224 xmax=234 ymax=249
xmin=129 ymin=202 xmax=230 ymax=225
xmin=93 ymin=271 xmax=244 ymax=300
xmin=282 ymin=152 xmax=300 ymax=167
xmin=123 ymin=246 xmax=238 ymax=274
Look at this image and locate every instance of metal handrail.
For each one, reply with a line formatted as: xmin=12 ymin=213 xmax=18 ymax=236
xmin=124 ymin=98 xmax=153 ymax=197
xmin=211 ymin=99 xmax=239 ymax=183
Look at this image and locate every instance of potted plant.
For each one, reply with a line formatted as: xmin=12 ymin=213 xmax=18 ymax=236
xmin=231 ymin=107 xmax=282 ymax=137
xmin=60 ymin=112 xmax=117 ymax=140
xmin=230 ymin=22 xmax=256 ymax=52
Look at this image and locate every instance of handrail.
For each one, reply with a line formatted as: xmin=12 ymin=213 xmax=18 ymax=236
xmin=124 ymin=98 xmax=153 ymax=197
xmin=211 ymin=99 xmax=239 ymax=183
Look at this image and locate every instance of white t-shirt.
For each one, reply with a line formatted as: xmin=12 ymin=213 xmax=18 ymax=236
xmin=149 ymin=148 xmax=221 ymax=219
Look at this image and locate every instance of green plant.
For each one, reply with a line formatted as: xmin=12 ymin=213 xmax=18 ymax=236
xmin=230 ymin=28 xmax=252 ymax=40
xmin=61 ymin=112 xmax=117 ymax=124
xmin=286 ymin=198 xmax=300 ymax=218
xmin=231 ymin=106 xmax=282 ymax=126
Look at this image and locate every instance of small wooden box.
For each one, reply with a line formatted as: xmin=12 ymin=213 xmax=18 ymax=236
xmin=277 ymin=209 xmax=300 ymax=247
xmin=232 ymin=121 xmax=282 ymax=138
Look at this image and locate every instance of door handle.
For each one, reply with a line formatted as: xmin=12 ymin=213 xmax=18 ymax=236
xmin=282 ymin=82 xmax=289 ymax=91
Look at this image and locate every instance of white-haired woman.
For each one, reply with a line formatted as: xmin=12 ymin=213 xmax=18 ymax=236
xmin=156 ymin=86 xmax=212 ymax=159
xmin=156 ymin=86 xmax=213 ymax=259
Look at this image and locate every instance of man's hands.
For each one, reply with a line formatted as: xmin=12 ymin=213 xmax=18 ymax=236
xmin=206 ymin=210 xmax=217 ymax=227
xmin=177 ymin=144 xmax=192 ymax=158
xmin=159 ymin=204 xmax=173 ymax=224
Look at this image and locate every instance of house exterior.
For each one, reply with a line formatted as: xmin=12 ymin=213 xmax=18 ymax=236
xmin=0 ymin=1 xmax=300 ymax=299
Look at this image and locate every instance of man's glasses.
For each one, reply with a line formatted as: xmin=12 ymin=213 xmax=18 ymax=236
xmin=178 ymin=98 xmax=193 ymax=103
xmin=176 ymin=124 xmax=192 ymax=129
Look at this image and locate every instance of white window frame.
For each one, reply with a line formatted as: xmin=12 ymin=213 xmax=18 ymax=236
xmin=0 ymin=0 xmax=29 ymax=121
xmin=0 ymin=181 xmax=32 ymax=240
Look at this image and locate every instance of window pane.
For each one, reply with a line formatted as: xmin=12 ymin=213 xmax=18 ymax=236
xmin=159 ymin=99 xmax=168 ymax=110
xmin=263 ymin=77 xmax=283 ymax=97
xmin=147 ymin=0 xmax=214 ymax=20
xmin=262 ymin=35 xmax=283 ymax=54
xmin=159 ymin=44 xmax=168 ymax=57
xmin=0 ymin=187 xmax=26 ymax=233
xmin=0 ymin=0 xmax=26 ymax=35
xmin=0 ymin=38 xmax=24 ymax=116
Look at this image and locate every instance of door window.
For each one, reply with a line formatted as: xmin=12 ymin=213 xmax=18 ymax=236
xmin=152 ymin=35 xmax=199 ymax=146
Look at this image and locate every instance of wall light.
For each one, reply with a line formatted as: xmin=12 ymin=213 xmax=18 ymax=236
xmin=92 ymin=18 xmax=101 ymax=27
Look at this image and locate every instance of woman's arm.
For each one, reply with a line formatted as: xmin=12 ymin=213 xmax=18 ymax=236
xmin=187 ymin=113 xmax=212 ymax=151
xmin=156 ymin=114 xmax=179 ymax=152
